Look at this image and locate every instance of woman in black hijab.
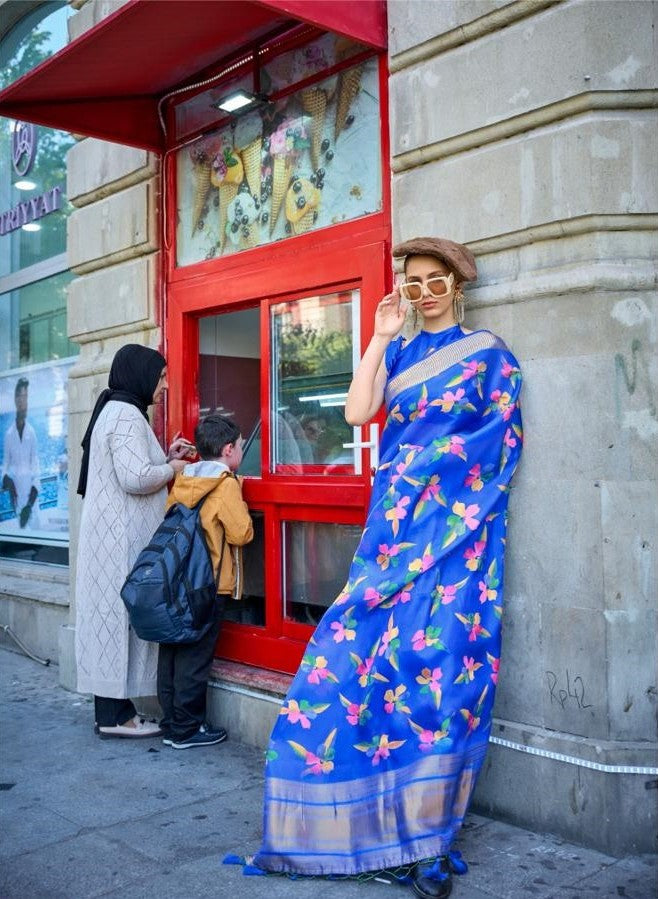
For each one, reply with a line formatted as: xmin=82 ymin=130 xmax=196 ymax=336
xmin=75 ymin=345 xmax=192 ymax=738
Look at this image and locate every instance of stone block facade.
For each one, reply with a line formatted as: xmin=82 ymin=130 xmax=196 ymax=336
xmin=388 ymin=0 xmax=657 ymax=854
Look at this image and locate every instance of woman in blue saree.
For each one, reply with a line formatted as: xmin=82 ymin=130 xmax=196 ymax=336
xmin=250 ymin=237 xmax=523 ymax=898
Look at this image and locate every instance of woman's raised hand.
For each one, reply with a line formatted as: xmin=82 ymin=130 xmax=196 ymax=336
xmin=167 ymin=432 xmax=196 ymax=461
xmin=374 ymin=288 xmax=407 ymax=338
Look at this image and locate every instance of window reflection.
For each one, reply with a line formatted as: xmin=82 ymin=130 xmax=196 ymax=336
xmin=270 ymin=290 xmax=357 ymax=474
xmin=282 ymin=520 xmax=361 ymax=625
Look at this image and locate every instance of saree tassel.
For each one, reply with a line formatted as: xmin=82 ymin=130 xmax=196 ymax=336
xmin=447 ymin=849 xmax=468 ymax=875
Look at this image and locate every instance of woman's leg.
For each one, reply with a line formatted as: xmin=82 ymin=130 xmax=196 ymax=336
xmin=94 ymin=696 xmax=137 ymax=727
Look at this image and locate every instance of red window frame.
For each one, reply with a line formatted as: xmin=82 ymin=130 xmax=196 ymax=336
xmin=162 ymin=53 xmax=391 ymax=674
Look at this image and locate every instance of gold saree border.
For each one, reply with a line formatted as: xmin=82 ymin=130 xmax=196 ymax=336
xmin=259 ymin=742 xmax=488 ymax=872
xmin=385 ymin=330 xmax=506 ymax=408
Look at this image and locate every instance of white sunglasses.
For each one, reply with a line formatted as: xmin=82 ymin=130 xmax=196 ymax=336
xmin=399 ymin=272 xmax=455 ymax=304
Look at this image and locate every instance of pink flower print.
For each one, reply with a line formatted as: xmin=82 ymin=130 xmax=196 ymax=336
xmin=378 ymin=614 xmax=400 ymax=670
xmin=456 ymin=502 xmax=480 ymax=530
xmin=478 ymin=579 xmax=497 ymax=603
xmin=355 ymin=656 xmax=374 ymax=688
xmin=330 ymin=607 xmax=357 ymax=643
xmin=460 ymin=709 xmax=481 ymax=734
xmin=487 ymin=652 xmax=500 ymax=684
xmin=280 ymin=699 xmax=311 ymax=729
xmin=501 ymin=361 xmax=514 ymax=378
xmin=455 ymin=612 xmax=491 ymax=642
xmin=432 ymin=435 xmax=467 ymax=461
xmin=412 ymin=625 xmax=445 ymax=652
xmin=503 ymin=428 xmax=517 ymax=448
xmin=454 ymin=655 xmax=483 ymax=685
xmin=339 ymin=692 xmax=372 ymax=726
xmin=411 ymin=630 xmax=427 ymax=651
xmin=462 ymin=360 xmax=487 ymax=380
xmin=408 ymin=544 xmax=435 ymax=574
xmin=410 ymin=716 xmax=450 ymax=751
xmin=384 ymin=582 xmax=414 ymax=609
xmin=301 ymin=653 xmax=338 ymax=685
xmin=437 ymin=388 xmax=466 ymax=413
xmin=448 ymin=436 xmax=466 ymax=455
xmin=409 ymin=385 xmax=432 ymax=422
xmin=465 ymin=464 xmax=484 ymax=492
xmin=430 ymin=578 xmax=467 ymax=614
xmin=416 ymin=666 xmax=443 ymax=708
xmin=383 ymin=684 xmax=410 ymax=715
xmin=365 ymin=586 xmax=384 ymax=610
xmin=287 ymin=727 xmax=336 ymax=776
xmin=385 ymin=495 xmax=410 ymax=537
xmin=419 ymin=475 xmax=444 ymax=506
xmin=489 ymin=389 xmax=515 ymax=421
xmin=464 ymin=539 xmax=487 ymax=571
xmin=355 ymin=734 xmax=407 ymax=766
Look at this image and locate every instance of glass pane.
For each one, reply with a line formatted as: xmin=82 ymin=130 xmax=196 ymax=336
xmin=0 ymin=360 xmax=74 ymax=548
xmin=222 ymin=511 xmax=265 ymax=627
xmin=176 ymin=55 xmax=381 ymax=266
xmin=270 ymin=290 xmax=358 ymax=474
xmin=198 ymin=308 xmax=261 ymax=476
xmin=282 ymin=520 xmax=361 ymax=625
xmin=0 ymin=271 xmax=77 ymax=370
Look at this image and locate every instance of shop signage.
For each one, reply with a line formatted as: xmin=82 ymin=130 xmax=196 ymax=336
xmin=12 ymin=122 xmax=37 ymax=176
xmin=0 ymin=185 xmax=63 ymax=235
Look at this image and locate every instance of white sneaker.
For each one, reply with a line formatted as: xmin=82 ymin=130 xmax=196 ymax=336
xmin=96 ymin=716 xmax=162 ymax=739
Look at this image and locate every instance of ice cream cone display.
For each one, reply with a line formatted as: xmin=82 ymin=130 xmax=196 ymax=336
xmin=241 ymin=137 xmax=263 ymax=200
xmin=227 ymin=191 xmax=260 ymax=251
xmin=189 ymin=147 xmax=213 ymax=237
xmin=211 ymin=147 xmax=244 ymax=250
xmin=301 ymin=88 xmax=327 ymax=171
xmin=268 ymin=119 xmax=309 ymax=236
xmin=285 ymin=176 xmax=321 ymax=236
xmin=335 ymin=64 xmax=363 ymax=141
xmin=269 ymin=154 xmax=292 ymax=235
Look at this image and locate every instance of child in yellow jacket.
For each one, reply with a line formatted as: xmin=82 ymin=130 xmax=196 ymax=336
xmin=158 ymin=414 xmax=253 ymax=749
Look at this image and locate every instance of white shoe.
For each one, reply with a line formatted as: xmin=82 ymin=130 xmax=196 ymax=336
xmin=96 ymin=716 xmax=162 ymax=739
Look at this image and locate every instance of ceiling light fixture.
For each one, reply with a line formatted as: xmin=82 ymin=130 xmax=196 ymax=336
xmin=212 ymin=89 xmax=268 ymax=114
xmin=15 ymin=179 xmax=36 ymax=191
xmin=21 ymin=222 xmax=41 ymax=232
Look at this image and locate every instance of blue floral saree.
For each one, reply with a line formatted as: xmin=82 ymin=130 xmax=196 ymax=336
xmin=254 ymin=325 xmax=523 ymax=876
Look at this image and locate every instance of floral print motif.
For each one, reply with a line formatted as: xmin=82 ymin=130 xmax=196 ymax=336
xmin=258 ymin=330 xmax=523 ymax=877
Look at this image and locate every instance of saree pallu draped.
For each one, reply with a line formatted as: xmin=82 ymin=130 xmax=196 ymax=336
xmin=255 ymin=328 xmax=523 ymax=876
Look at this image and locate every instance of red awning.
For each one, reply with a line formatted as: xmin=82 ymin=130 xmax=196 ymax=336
xmin=0 ymin=0 xmax=386 ymax=153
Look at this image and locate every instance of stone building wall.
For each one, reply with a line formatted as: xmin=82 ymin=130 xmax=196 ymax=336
xmin=388 ymin=0 xmax=656 ymax=855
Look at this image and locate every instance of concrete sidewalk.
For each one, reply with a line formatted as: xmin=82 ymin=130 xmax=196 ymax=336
xmin=0 ymin=647 xmax=655 ymax=899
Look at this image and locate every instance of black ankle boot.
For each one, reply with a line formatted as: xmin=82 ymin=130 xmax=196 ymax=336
xmin=411 ymin=856 xmax=452 ymax=899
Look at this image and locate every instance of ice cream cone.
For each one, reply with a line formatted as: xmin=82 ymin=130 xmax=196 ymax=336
xmin=335 ymin=65 xmax=363 ymax=141
xmin=301 ymin=88 xmax=327 ymax=171
xmin=241 ymin=137 xmax=262 ymax=199
xmin=219 ymin=182 xmax=238 ymax=251
xmin=191 ymin=160 xmax=212 ymax=236
xmin=270 ymin=155 xmax=292 ymax=235
xmin=292 ymin=209 xmax=315 ymax=235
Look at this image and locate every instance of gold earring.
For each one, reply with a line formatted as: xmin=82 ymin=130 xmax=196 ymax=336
xmin=453 ymin=286 xmax=465 ymax=324
xmin=412 ymin=306 xmax=419 ymax=329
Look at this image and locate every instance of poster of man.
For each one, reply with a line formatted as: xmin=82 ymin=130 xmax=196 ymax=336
xmin=0 ymin=362 xmax=72 ymax=543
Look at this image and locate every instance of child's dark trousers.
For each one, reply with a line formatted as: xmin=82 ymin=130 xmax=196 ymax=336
xmin=157 ymin=600 xmax=224 ymax=741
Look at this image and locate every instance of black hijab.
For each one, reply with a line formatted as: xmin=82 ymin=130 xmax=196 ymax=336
xmin=77 ymin=344 xmax=166 ymax=497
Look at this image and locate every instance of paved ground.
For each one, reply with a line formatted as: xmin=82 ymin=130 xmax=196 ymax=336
xmin=0 ymin=647 xmax=655 ymax=899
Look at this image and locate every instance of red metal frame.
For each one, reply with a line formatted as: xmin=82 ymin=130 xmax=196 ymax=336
xmin=164 ymin=54 xmax=392 ymax=674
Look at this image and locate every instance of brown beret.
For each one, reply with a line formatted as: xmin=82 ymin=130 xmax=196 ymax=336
xmin=392 ymin=237 xmax=477 ymax=282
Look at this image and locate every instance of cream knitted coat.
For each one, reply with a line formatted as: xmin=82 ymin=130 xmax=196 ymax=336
xmin=75 ymin=401 xmax=173 ymax=698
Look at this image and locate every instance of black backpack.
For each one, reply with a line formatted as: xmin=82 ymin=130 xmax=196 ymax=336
xmin=120 ymin=498 xmax=223 ymax=643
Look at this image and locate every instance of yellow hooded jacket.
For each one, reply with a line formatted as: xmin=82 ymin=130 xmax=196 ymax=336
xmin=165 ymin=468 xmax=253 ymax=599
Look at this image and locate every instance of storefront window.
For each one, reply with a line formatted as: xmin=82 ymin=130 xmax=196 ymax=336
xmin=270 ymin=290 xmax=359 ymax=475
xmin=0 ymin=2 xmax=75 ymax=565
xmin=176 ymin=54 xmax=381 ymax=266
xmin=282 ymin=520 xmax=361 ymax=624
